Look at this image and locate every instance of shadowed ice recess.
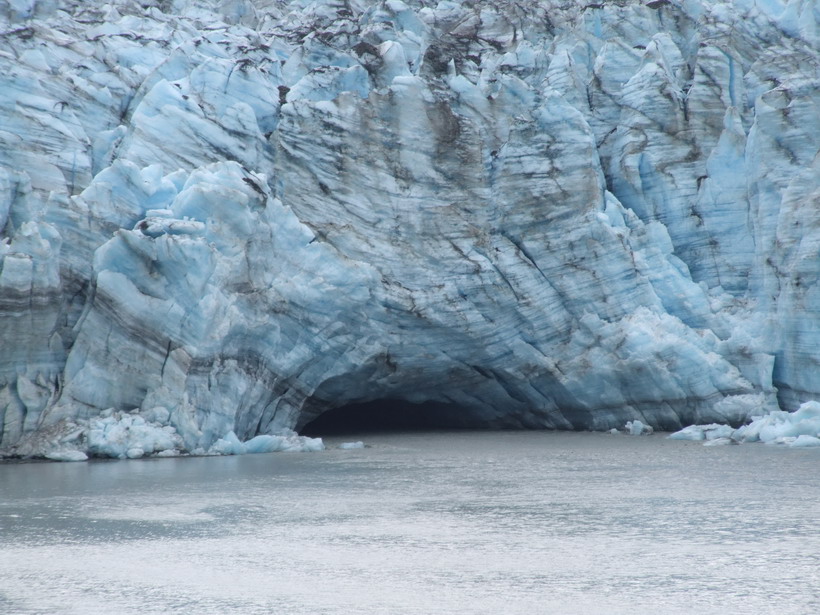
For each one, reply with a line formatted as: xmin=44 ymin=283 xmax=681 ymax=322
xmin=0 ymin=0 xmax=818 ymax=459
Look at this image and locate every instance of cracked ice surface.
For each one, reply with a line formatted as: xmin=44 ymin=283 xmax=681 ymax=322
xmin=0 ymin=0 xmax=818 ymax=458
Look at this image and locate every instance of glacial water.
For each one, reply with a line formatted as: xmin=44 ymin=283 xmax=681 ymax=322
xmin=1 ymin=431 xmax=818 ymax=615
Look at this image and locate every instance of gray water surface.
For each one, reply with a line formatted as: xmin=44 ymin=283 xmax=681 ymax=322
xmin=1 ymin=431 xmax=818 ymax=614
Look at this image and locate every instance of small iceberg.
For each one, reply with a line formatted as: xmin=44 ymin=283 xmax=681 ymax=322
xmin=624 ymin=420 xmax=654 ymax=435
xmin=207 ymin=431 xmax=324 ymax=455
xmin=669 ymin=401 xmax=820 ymax=448
xmin=338 ymin=441 xmax=365 ymax=450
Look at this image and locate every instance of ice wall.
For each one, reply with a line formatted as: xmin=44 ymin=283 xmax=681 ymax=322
xmin=1 ymin=0 xmax=818 ymax=456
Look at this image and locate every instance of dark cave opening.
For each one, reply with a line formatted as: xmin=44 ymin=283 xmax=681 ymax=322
xmin=300 ymin=399 xmax=476 ymax=436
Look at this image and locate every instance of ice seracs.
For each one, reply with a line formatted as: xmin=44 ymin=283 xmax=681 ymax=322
xmin=1 ymin=0 xmax=818 ymax=460
xmin=339 ymin=441 xmax=365 ymax=450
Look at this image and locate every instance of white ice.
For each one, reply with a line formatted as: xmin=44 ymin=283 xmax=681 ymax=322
xmin=624 ymin=420 xmax=654 ymax=436
xmin=338 ymin=441 xmax=365 ymax=450
xmin=669 ymin=401 xmax=820 ymax=448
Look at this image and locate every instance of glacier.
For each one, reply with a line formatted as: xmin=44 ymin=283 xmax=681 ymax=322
xmin=0 ymin=0 xmax=818 ymax=459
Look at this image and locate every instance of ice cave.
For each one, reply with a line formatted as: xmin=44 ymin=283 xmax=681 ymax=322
xmin=300 ymin=399 xmax=476 ymax=435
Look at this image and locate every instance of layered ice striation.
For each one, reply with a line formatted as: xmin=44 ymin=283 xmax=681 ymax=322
xmin=0 ymin=0 xmax=818 ymax=459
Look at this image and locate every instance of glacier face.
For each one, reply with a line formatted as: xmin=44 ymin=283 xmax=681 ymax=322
xmin=0 ymin=0 xmax=818 ymax=457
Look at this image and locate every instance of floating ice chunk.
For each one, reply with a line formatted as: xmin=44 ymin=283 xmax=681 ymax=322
xmin=668 ymin=425 xmax=704 ymax=440
xmin=208 ymin=431 xmax=245 ymax=455
xmin=670 ymin=401 xmax=820 ymax=447
xmin=668 ymin=425 xmax=708 ymax=440
xmin=209 ymin=430 xmax=324 ymax=455
xmin=87 ymin=411 xmax=184 ymax=459
xmin=703 ymin=437 xmax=733 ymax=446
xmin=790 ymin=435 xmax=820 ymax=448
xmin=339 ymin=441 xmax=365 ymax=449
xmin=303 ymin=439 xmax=325 ymax=452
xmin=625 ymin=420 xmax=653 ymax=435
xmin=243 ymin=434 xmax=283 ymax=454
xmin=734 ymin=401 xmax=820 ymax=444
xmin=247 ymin=431 xmax=324 ymax=453
xmin=670 ymin=423 xmax=743 ymax=442
xmin=45 ymin=449 xmax=89 ymax=462
xmin=289 ymin=435 xmax=325 ymax=452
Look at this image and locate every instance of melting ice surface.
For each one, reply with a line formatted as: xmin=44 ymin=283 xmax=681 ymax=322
xmin=2 ymin=431 xmax=819 ymax=615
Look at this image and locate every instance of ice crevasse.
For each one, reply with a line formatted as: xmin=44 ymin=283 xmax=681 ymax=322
xmin=0 ymin=0 xmax=818 ymax=459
